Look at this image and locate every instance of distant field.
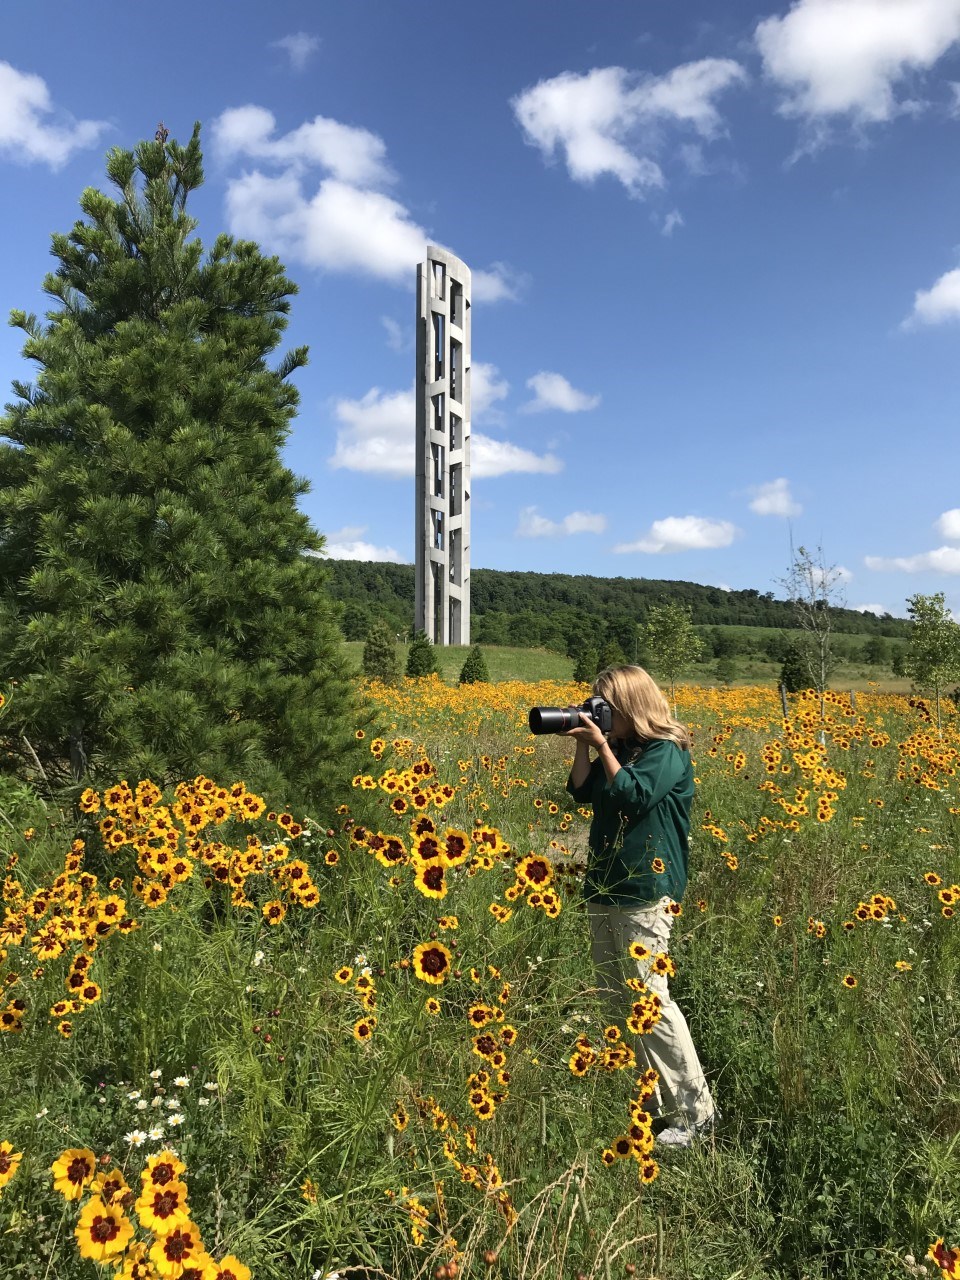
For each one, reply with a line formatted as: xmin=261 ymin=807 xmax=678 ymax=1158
xmin=342 ymin=641 xmax=914 ymax=693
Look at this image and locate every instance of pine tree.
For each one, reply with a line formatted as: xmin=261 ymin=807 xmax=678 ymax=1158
xmin=572 ymin=648 xmax=599 ymax=684
xmin=363 ymin=622 xmax=401 ymax=685
xmin=780 ymin=642 xmax=811 ymax=693
xmin=0 ymin=126 xmax=362 ymax=804
xmin=458 ymin=645 xmax=489 ymax=685
xmin=598 ymin=640 xmax=627 ymax=671
xmin=406 ymin=630 xmax=439 ymax=678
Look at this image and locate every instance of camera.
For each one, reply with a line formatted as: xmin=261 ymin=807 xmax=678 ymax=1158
xmin=528 ymin=696 xmax=613 ymax=736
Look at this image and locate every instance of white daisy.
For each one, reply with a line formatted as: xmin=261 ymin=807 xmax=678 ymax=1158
xmin=173 ymin=1076 xmax=189 ymax=1088
xmin=125 ymin=1130 xmax=147 ymax=1147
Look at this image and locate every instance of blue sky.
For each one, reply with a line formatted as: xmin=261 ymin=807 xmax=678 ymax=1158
xmin=3 ymin=0 xmax=960 ymax=618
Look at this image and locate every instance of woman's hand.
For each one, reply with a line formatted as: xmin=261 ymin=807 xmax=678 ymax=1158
xmin=563 ymin=719 xmax=607 ymax=750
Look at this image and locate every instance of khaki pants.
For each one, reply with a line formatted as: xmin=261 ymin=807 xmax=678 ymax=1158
xmin=587 ymin=898 xmax=715 ymax=1129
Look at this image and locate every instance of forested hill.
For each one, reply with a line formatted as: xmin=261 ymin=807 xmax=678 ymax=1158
xmin=321 ymin=561 xmax=910 ymax=653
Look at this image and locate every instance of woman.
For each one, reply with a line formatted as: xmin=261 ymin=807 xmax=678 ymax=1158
xmin=565 ymin=665 xmax=716 ymax=1147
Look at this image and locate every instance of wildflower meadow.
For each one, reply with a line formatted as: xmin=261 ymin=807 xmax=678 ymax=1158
xmin=0 ymin=676 xmax=958 ymax=1280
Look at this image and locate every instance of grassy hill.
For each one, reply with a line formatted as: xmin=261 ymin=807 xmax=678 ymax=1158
xmin=343 ymin=641 xmax=913 ymax=693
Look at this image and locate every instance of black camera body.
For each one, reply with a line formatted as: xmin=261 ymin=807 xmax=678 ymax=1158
xmin=528 ymin=695 xmax=613 ymax=736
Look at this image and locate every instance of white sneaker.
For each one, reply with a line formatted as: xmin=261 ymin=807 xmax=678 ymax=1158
xmin=655 ymin=1114 xmax=717 ymax=1148
xmin=655 ymin=1125 xmax=695 ymax=1148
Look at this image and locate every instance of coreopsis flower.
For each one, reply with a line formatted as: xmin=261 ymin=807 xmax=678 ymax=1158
xmin=92 ymin=1166 xmax=130 ymax=1206
xmin=142 ymin=1149 xmax=187 ymax=1189
xmin=117 ymin=1242 xmax=155 ymax=1279
xmin=262 ymin=900 xmax=286 ymax=926
xmin=441 ymin=829 xmax=471 ymax=866
xmin=411 ymin=941 xmax=452 ymax=985
xmin=413 ymin=862 xmax=447 ymax=899
xmin=51 ymin=1147 xmax=97 ymax=1200
xmin=150 ymin=1224 xmax=210 ymax=1278
xmin=515 ymin=855 xmax=552 ymax=887
xmin=75 ymin=1195 xmax=134 ymax=1262
xmin=205 ymin=1254 xmax=252 ymax=1280
xmin=136 ymin=1179 xmax=191 ymax=1234
xmin=0 ymin=1141 xmax=22 ymax=1191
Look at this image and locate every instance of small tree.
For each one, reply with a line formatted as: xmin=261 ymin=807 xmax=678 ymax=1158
xmin=643 ymin=601 xmax=704 ymax=708
xmin=598 ymin=640 xmax=627 ymax=671
xmin=363 ymin=622 xmax=401 ymax=685
xmin=405 ymin=630 xmax=439 ymax=678
xmin=780 ymin=641 xmax=812 ymax=693
xmin=458 ymin=645 xmax=490 ymax=685
xmin=904 ymin=593 xmax=960 ymax=732
xmin=572 ymin=647 xmax=599 ymax=684
xmin=715 ymin=656 xmax=737 ymax=686
xmin=777 ymin=543 xmax=846 ymax=722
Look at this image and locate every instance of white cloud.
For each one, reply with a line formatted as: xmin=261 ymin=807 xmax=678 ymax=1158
xmin=516 ymin=506 xmax=607 ymax=537
xmin=749 ymin=477 xmax=802 ymax=517
xmin=472 ymin=262 xmax=524 ymax=303
xmin=223 ymin=169 xmax=427 ymax=285
xmin=520 ymin=371 xmax=601 ymax=414
xmin=271 ymin=33 xmax=321 ymax=72
xmin=854 ymin=602 xmax=890 ymax=615
xmin=936 ymin=507 xmax=960 ymax=540
xmin=904 ymin=266 xmax=960 ymax=326
xmin=811 ymin=563 xmax=854 ymax=587
xmin=614 ymin=515 xmax=739 ymax=554
xmin=322 ymin=525 xmax=406 ymax=562
xmin=329 ymin=383 xmax=561 ymax=478
xmin=473 ymin=438 xmax=563 ymax=478
xmin=213 ymin=105 xmax=392 ymax=186
xmin=381 ymin=316 xmax=410 ymax=352
xmin=756 ymin=0 xmax=960 ymax=125
xmin=471 ymin=361 xmax=510 ymax=421
xmin=866 ymin=546 xmax=960 ymax=573
xmin=214 ymin=107 xmax=521 ymax=295
xmin=511 ymin=59 xmax=746 ymax=196
xmin=661 ymin=209 xmax=684 ymax=236
xmin=0 ymin=61 xmax=108 ymax=168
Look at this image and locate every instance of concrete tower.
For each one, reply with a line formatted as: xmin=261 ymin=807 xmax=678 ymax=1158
xmin=415 ymin=245 xmax=471 ymax=644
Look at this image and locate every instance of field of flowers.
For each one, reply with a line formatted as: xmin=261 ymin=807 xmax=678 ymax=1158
xmin=0 ymin=677 xmax=958 ymax=1280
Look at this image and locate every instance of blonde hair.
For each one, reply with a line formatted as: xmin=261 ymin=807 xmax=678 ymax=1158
xmin=592 ymin=665 xmax=691 ymax=751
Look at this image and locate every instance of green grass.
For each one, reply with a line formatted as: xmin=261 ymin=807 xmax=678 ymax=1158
xmin=2 ymin=687 xmax=959 ymax=1278
xmin=344 ymin=640 xmax=913 ymax=693
xmin=344 ymin=641 xmax=576 ymax=684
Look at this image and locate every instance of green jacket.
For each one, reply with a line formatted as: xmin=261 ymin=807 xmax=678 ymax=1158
xmin=566 ymin=737 xmax=694 ymax=906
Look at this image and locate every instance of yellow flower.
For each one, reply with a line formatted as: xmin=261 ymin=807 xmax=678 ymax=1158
xmin=412 ymin=941 xmax=453 ymax=985
xmin=204 ymin=1256 xmax=252 ymax=1280
xmin=150 ymin=1224 xmax=210 ymax=1278
xmin=51 ymin=1147 xmax=96 ymax=1200
xmin=262 ymin=899 xmax=286 ymax=926
xmin=135 ymin=1179 xmax=191 ymax=1235
xmin=0 ymin=1141 xmax=23 ymax=1191
xmin=75 ymin=1196 xmax=134 ymax=1262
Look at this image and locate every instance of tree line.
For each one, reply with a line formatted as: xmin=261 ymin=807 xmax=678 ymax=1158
xmin=324 ymin=561 xmax=911 ymax=657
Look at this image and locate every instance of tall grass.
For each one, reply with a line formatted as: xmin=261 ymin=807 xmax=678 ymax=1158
xmin=0 ymin=680 xmax=957 ymax=1279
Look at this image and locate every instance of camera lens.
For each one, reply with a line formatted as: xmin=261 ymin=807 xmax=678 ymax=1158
xmin=528 ymin=707 xmax=581 ymax=734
